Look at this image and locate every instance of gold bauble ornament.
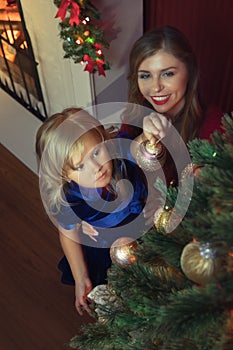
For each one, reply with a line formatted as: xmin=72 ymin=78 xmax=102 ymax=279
xmin=226 ymin=310 xmax=233 ymax=336
xmin=87 ymin=284 xmax=121 ymax=323
xmin=226 ymin=249 xmax=233 ymax=273
xmin=154 ymin=207 xmax=182 ymax=234
xmin=135 ymin=139 xmax=166 ymax=172
xmin=180 ymin=241 xmax=220 ymax=285
xmin=110 ymin=237 xmax=138 ymax=267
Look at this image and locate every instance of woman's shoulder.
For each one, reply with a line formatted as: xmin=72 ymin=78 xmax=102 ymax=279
xmin=118 ymin=124 xmax=142 ymax=140
xmin=198 ymin=105 xmax=224 ymax=140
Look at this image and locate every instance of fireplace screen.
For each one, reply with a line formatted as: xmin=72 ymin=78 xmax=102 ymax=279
xmin=0 ymin=0 xmax=47 ymax=120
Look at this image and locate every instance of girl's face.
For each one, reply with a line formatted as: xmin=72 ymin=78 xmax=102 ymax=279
xmin=137 ymin=49 xmax=188 ymax=118
xmin=66 ymin=130 xmax=113 ymax=188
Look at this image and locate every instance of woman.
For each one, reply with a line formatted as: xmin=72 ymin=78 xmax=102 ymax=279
xmin=127 ymin=25 xmax=222 ymax=141
xmin=122 ymin=25 xmax=223 ymax=184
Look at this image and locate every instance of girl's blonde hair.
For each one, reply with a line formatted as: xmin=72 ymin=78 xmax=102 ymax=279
xmin=36 ymin=108 xmax=110 ymax=213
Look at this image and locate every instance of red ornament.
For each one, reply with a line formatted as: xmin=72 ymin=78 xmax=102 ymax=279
xmin=55 ymin=0 xmax=80 ymax=25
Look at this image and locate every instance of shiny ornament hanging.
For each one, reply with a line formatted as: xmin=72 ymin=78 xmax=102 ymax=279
xmin=226 ymin=309 xmax=233 ymax=337
xmin=135 ymin=139 xmax=166 ymax=172
xmin=180 ymin=241 xmax=221 ymax=285
xmin=154 ymin=207 xmax=182 ymax=234
xmin=110 ymin=237 xmax=138 ymax=267
xmin=227 ymin=249 xmax=233 ymax=273
xmin=87 ymin=284 xmax=121 ymax=323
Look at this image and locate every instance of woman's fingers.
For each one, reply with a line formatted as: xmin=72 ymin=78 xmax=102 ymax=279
xmin=143 ymin=112 xmax=171 ymax=142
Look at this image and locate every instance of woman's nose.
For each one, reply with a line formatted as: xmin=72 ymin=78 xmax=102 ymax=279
xmin=152 ymin=77 xmax=163 ymax=93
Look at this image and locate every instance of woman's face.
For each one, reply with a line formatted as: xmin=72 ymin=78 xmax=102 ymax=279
xmin=137 ymin=49 xmax=188 ymax=118
xmin=66 ymin=130 xmax=113 ymax=188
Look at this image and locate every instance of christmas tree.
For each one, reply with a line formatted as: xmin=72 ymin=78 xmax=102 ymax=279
xmin=70 ymin=113 xmax=233 ymax=350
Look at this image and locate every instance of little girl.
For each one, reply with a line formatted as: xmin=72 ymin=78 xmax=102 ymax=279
xmin=36 ymin=108 xmax=149 ymax=315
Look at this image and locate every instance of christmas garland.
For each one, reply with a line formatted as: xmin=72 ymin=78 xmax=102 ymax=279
xmin=54 ymin=0 xmax=110 ymax=76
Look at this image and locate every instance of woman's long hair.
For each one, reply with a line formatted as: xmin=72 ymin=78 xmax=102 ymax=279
xmin=127 ymin=25 xmax=202 ymax=143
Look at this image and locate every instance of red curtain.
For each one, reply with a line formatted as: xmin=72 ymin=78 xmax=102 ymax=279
xmin=143 ymin=0 xmax=233 ymax=113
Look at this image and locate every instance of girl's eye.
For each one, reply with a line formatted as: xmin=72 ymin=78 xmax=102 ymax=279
xmin=162 ymin=71 xmax=174 ymax=78
xmin=138 ymin=72 xmax=151 ymax=79
xmin=93 ymin=147 xmax=100 ymax=158
xmin=76 ymin=163 xmax=84 ymax=171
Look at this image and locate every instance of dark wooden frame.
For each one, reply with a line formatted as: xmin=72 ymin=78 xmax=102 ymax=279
xmin=0 ymin=0 xmax=47 ymax=121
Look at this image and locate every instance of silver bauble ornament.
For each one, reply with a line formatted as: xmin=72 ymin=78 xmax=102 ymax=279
xmin=135 ymin=140 xmax=166 ymax=172
xmin=110 ymin=237 xmax=138 ymax=267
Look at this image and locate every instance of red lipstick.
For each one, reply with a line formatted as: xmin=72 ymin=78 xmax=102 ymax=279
xmin=151 ymin=95 xmax=170 ymax=105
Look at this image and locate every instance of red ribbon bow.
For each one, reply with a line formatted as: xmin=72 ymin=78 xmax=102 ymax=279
xmin=83 ymin=55 xmax=106 ymax=76
xmin=55 ymin=0 xmax=80 ymax=25
xmin=96 ymin=59 xmax=106 ymax=76
xmin=84 ymin=54 xmax=95 ymax=74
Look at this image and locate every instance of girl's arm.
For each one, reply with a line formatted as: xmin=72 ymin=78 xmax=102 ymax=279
xmin=58 ymin=224 xmax=92 ymax=315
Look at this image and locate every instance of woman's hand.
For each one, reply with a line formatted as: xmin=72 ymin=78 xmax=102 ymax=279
xmin=81 ymin=221 xmax=99 ymax=242
xmin=75 ymin=274 xmax=93 ymax=315
xmin=143 ymin=112 xmax=171 ymax=144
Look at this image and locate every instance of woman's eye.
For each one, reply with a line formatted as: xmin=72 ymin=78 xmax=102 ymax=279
xmin=162 ymin=71 xmax=174 ymax=78
xmin=76 ymin=163 xmax=84 ymax=171
xmin=138 ymin=72 xmax=151 ymax=79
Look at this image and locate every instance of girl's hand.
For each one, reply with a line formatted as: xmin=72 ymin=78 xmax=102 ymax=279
xmin=143 ymin=112 xmax=171 ymax=144
xmin=81 ymin=221 xmax=99 ymax=242
xmin=75 ymin=274 xmax=93 ymax=315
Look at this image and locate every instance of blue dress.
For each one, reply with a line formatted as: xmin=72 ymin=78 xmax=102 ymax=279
xmin=56 ymin=137 xmax=148 ymax=287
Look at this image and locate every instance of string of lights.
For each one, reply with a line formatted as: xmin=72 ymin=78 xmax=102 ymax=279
xmin=54 ymin=0 xmax=110 ymax=76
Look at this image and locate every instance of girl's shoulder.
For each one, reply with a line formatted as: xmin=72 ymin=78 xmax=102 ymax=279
xmin=199 ymin=105 xmax=224 ymax=140
xmin=54 ymin=183 xmax=87 ymax=230
xmin=54 ymin=202 xmax=81 ymax=230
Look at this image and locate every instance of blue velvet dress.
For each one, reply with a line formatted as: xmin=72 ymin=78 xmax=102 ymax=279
xmin=56 ymin=138 xmax=148 ymax=287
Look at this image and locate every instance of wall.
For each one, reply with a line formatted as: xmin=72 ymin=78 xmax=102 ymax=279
xmin=144 ymin=0 xmax=233 ymax=113
xmin=20 ymin=0 xmax=93 ymax=114
xmin=93 ymin=0 xmax=143 ymax=104
xmin=0 ymin=0 xmax=143 ymax=173
xmin=0 ymin=90 xmax=42 ymax=171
